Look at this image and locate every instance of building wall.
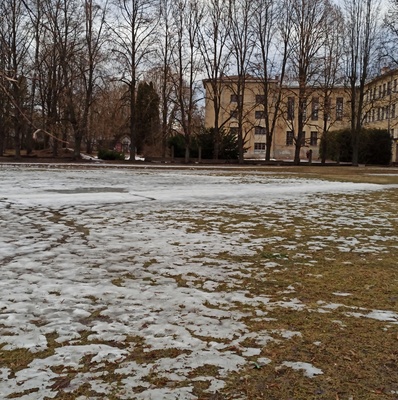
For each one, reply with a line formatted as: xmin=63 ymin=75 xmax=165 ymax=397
xmin=363 ymin=68 xmax=398 ymax=163
xmin=204 ymin=77 xmax=350 ymax=160
xmin=204 ymin=70 xmax=398 ymax=162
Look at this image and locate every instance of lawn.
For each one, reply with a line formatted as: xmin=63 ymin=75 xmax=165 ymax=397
xmin=0 ymin=164 xmax=397 ymax=399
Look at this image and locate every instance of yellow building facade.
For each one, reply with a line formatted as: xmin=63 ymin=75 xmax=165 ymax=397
xmin=363 ymin=67 xmax=398 ymax=163
xmin=204 ymin=69 xmax=398 ymax=162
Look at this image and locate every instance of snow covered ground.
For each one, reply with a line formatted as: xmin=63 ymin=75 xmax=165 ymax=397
xmin=0 ymin=165 xmax=397 ymax=399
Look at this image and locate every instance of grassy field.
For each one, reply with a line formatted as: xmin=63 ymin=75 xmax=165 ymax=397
xmin=173 ymin=168 xmax=398 ymax=399
xmin=163 ymin=166 xmax=398 ymax=399
xmin=0 ymin=165 xmax=397 ymax=400
xmin=213 ymin=191 xmax=398 ymax=399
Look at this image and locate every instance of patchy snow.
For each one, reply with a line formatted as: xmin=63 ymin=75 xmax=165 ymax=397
xmin=332 ymin=292 xmax=352 ymax=297
xmin=282 ymin=361 xmax=324 ymax=378
xmin=346 ymin=310 xmax=398 ymax=324
xmin=0 ymin=165 xmax=397 ymax=399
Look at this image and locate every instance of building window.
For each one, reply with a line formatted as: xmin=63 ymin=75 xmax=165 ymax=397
xmin=230 ymin=94 xmax=241 ymax=103
xmin=372 ymin=109 xmax=375 ymax=121
xmin=286 ymin=131 xmax=294 ymax=146
xmin=377 ymin=107 xmax=380 ymax=120
xmin=255 ymin=126 xmax=266 ymax=135
xmin=388 ymin=81 xmax=391 ymax=95
xmin=379 ymin=85 xmax=382 ymax=98
xmin=336 ymin=97 xmax=343 ymax=121
xmin=394 ymin=79 xmax=397 ymax=93
xmin=311 ymin=97 xmax=319 ymax=121
xmin=256 ymin=94 xmax=266 ymax=104
xmin=254 ymin=142 xmax=266 ymax=151
xmin=230 ymin=109 xmax=238 ymax=119
xmin=392 ymin=103 xmax=396 ymax=119
xmin=373 ymin=87 xmax=377 ymax=99
xmin=255 ymin=110 xmax=266 ymax=119
xmin=301 ymin=100 xmax=307 ymax=121
xmin=383 ymin=83 xmax=386 ymax=97
xmin=310 ymin=131 xmax=318 ymax=146
xmin=287 ymin=97 xmax=295 ymax=120
xmin=229 ymin=127 xmax=238 ymax=135
xmin=382 ymin=107 xmax=385 ymax=120
xmin=385 ymin=106 xmax=390 ymax=120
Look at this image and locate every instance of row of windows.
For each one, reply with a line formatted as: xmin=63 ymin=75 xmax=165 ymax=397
xmin=250 ymin=131 xmax=319 ymax=152
xmin=286 ymin=131 xmax=318 ymax=146
xmin=366 ymin=79 xmax=398 ymax=101
xmin=229 ymin=97 xmax=344 ymax=121
xmin=287 ymin=97 xmax=343 ymax=121
xmin=229 ymin=110 xmax=271 ymax=119
xmin=364 ymin=103 xmax=396 ymax=123
xmin=230 ymin=126 xmax=318 ymax=145
xmin=230 ymin=126 xmax=268 ymax=135
xmin=230 ymin=94 xmax=266 ymax=103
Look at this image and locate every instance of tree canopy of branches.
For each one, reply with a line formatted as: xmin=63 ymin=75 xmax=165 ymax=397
xmin=0 ymin=0 xmax=388 ymax=163
xmin=343 ymin=0 xmax=381 ymax=165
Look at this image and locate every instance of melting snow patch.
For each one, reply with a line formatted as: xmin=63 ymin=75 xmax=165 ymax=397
xmin=242 ymin=347 xmax=262 ymax=357
xmin=273 ymin=330 xmax=302 ymax=339
xmin=332 ymin=320 xmax=347 ymax=328
xmin=346 ymin=310 xmax=398 ymax=324
xmin=332 ymin=292 xmax=352 ymax=297
xmin=282 ymin=361 xmax=323 ymax=378
xmin=317 ymin=301 xmax=344 ymax=310
xmin=256 ymin=357 xmax=272 ymax=365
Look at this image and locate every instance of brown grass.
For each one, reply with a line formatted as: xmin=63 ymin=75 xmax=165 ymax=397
xmin=1 ymin=166 xmax=398 ymax=399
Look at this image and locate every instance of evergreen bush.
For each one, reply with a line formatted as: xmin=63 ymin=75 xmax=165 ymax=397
xmin=168 ymin=128 xmax=239 ymax=160
xmin=320 ymin=128 xmax=391 ymax=165
xmin=97 ymin=148 xmax=125 ymax=160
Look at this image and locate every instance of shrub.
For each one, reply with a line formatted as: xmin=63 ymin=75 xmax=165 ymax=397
xmin=168 ymin=134 xmax=187 ymax=158
xmin=168 ymin=128 xmax=240 ymax=160
xmin=360 ymin=129 xmax=392 ymax=165
xmin=320 ymin=128 xmax=391 ymax=165
xmin=97 ymin=148 xmax=125 ymax=160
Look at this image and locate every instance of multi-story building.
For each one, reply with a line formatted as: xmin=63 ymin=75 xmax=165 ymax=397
xmin=363 ymin=67 xmax=398 ymax=163
xmin=204 ymin=68 xmax=398 ymax=162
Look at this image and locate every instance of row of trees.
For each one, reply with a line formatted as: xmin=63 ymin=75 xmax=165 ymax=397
xmin=0 ymin=0 xmax=397 ymax=163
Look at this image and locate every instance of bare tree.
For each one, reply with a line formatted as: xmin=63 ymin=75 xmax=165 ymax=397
xmin=227 ymin=0 xmax=255 ymax=163
xmin=153 ymin=0 xmax=176 ymax=157
xmin=251 ymin=0 xmax=291 ymax=161
xmin=287 ymin=0 xmax=328 ymax=165
xmin=38 ymin=0 xmax=81 ymax=156
xmin=111 ymin=0 xmax=158 ymax=161
xmin=384 ymin=2 xmax=398 ymax=65
xmin=171 ymin=0 xmax=204 ymax=163
xmin=343 ymin=0 xmax=381 ymax=165
xmin=79 ymin=0 xmax=108 ymax=155
xmin=318 ymin=3 xmax=345 ymax=163
xmin=198 ymin=0 xmax=231 ymax=159
xmin=0 ymin=0 xmax=30 ymax=158
xmin=22 ymin=0 xmax=44 ymax=155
